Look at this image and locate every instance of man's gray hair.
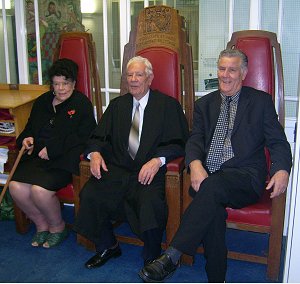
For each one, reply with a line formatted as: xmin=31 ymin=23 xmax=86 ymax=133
xmin=127 ymin=56 xmax=153 ymax=77
xmin=218 ymin=49 xmax=248 ymax=70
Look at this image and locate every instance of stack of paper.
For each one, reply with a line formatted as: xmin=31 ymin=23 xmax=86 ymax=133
xmin=0 ymin=147 xmax=9 ymax=173
xmin=0 ymin=173 xmax=8 ymax=185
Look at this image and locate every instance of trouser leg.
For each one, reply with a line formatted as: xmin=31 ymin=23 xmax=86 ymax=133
xmin=74 ymin=176 xmax=126 ymax=244
xmin=170 ymin=173 xmax=229 ymax=254
xmin=95 ymin=219 xmax=117 ymax=252
xmin=171 ymin=169 xmax=259 ymax=280
xmin=202 ymin=205 xmax=228 ymax=282
xmin=141 ymin=228 xmax=164 ymax=262
xmin=73 ymin=181 xmax=103 ymax=242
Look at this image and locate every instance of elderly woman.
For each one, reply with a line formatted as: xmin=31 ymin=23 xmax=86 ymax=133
xmin=9 ymin=58 xmax=96 ymax=248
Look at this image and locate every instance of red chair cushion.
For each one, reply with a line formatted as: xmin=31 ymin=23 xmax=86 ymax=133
xmin=56 ymin=183 xmax=74 ymax=204
xmin=226 ymin=190 xmax=272 ymax=227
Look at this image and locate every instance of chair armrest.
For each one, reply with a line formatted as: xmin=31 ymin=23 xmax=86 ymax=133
xmin=166 ymin=156 xmax=185 ymax=173
xmin=79 ymin=160 xmax=91 ymax=191
xmin=72 ymin=160 xmax=91 ymax=216
xmin=165 ymin=156 xmax=185 ymax=246
xmin=78 ymin=156 xmax=185 ymax=190
xmin=77 ymin=157 xmax=185 ymax=188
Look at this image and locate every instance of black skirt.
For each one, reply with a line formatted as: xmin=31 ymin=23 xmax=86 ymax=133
xmin=11 ymin=156 xmax=72 ymax=191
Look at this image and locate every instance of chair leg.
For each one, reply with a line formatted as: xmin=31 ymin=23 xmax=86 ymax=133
xmin=72 ymin=172 xmax=96 ymax=251
xmin=13 ymin=202 xmax=30 ymax=234
xmin=266 ymin=194 xmax=286 ymax=281
xmin=72 ymin=174 xmax=80 ymax=216
xmin=165 ymin=171 xmax=183 ymax=247
xmin=77 ymin=233 xmax=96 ymax=251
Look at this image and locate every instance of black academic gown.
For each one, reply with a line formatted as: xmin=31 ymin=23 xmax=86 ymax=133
xmin=74 ymin=90 xmax=189 ymax=242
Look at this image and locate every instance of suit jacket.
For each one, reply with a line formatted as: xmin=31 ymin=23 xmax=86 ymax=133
xmin=86 ymin=89 xmax=189 ymax=178
xmin=185 ymin=86 xmax=292 ymax=195
xmin=17 ymin=90 xmax=96 ymax=175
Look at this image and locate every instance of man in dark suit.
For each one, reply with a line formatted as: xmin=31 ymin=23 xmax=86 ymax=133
xmin=139 ymin=49 xmax=293 ymax=282
xmin=73 ymin=56 xmax=189 ymax=269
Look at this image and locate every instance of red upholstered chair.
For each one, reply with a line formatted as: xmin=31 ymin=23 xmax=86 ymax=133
xmin=13 ymin=32 xmax=102 ymax=234
xmin=54 ymin=32 xmax=102 ymax=210
xmin=76 ymin=5 xmax=194 ymax=251
xmin=182 ymin=30 xmax=285 ymax=281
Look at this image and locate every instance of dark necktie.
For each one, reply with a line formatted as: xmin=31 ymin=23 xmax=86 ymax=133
xmin=128 ymin=102 xmax=140 ymax=159
xmin=206 ymin=96 xmax=232 ymax=173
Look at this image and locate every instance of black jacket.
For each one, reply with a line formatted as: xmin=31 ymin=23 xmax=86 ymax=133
xmin=185 ymin=86 xmax=292 ymax=195
xmin=17 ymin=90 xmax=96 ymax=175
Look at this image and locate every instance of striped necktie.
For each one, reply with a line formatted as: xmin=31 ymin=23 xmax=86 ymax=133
xmin=128 ymin=102 xmax=140 ymax=159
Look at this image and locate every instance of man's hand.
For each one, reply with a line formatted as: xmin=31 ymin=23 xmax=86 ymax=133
xmin=23 ymin=137 xmax=34 ymax=155
xmin=138 ymin=158 xmax=162 ymax=185
xmin=189 ymin=160 xmax=208 ymax=192
xmin=38 ymin=147 xmax=49 ymax=160
xmin=90 ymin=152 xmax=108 ymax=179
xmin=266 ymin=170 xmax=289 ymax=198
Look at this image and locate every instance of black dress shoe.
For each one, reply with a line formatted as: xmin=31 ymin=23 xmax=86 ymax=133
xmin=138 ymin=254 xmax=178 ymax=282
xmin=85 ymin=245 xmax=122 ymax=269
xmin=144 ymin=258 xmax=154 ymax=266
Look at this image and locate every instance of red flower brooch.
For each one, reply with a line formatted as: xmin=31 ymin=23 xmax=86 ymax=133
xmin=68 ymin=109 xmax=75 ymax=118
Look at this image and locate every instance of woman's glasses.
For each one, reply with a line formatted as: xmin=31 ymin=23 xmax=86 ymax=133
xmin=52 ymin=80 xmax=73 ymax=88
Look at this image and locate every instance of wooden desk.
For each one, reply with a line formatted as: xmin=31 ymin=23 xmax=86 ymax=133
xmin=0 ymin=85 xmax=49 ymax=137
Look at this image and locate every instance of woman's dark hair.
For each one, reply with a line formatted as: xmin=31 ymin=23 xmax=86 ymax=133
xmin=48 ymin=58 xmax=78 ymax=83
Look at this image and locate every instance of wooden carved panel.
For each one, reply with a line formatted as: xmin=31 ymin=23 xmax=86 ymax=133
xmin=136 ymin=6 xmax=180 ymax=53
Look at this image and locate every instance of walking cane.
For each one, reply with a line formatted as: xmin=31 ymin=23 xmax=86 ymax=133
xmin=0 ymin=145 xmax=26 ymax=205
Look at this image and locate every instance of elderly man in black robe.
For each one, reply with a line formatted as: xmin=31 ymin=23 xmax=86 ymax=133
xmin=74 ymin=56 xmax=189 ymax=270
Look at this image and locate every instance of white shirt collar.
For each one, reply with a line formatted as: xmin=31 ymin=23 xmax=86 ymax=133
xmin=133 ymin=90 xmax=150 ymax=109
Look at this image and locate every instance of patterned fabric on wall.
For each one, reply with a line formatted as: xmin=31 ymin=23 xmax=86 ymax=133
xmin=26 ymin=0 xmax=85 ymax=84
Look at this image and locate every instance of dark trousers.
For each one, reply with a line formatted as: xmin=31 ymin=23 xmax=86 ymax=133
xmin=95 ymin=219 xmax=163 ymax=263
xmin=141 ymin=228 xmax=164 ymax=262
xmin=74 ymin=167 xmax=167 ymax=263
xmin=171 ymin=168 xmax=260 ymax=282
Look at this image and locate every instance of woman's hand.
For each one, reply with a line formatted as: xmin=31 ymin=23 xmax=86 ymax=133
xmin=22 ymin=137 xmax=34 ymax=155
xmin=38 ymin=147 xmax=49 ymax=160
